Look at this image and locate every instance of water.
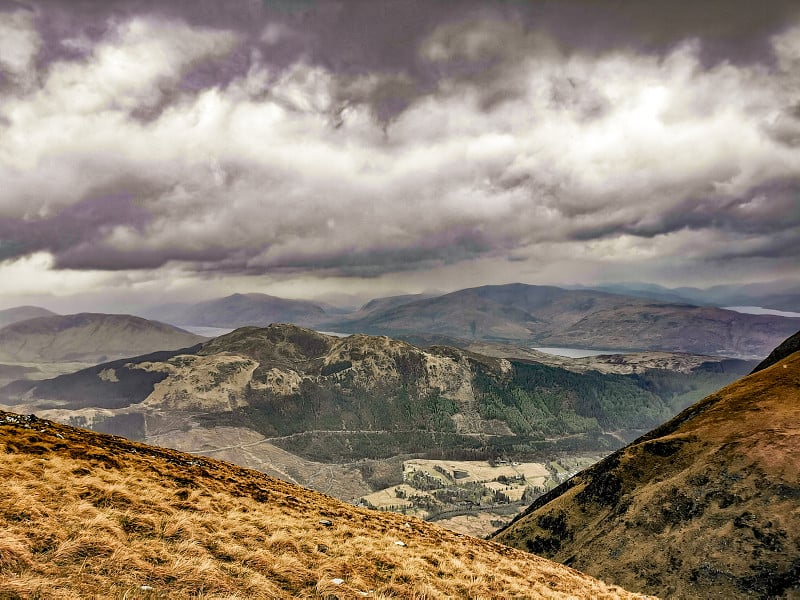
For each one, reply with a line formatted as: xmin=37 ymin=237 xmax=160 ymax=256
xmin=181 ymin=325 xmax=351 ymax=338
xmin=181 ymin=326 xmax=237 ymax=337
xmin=723 ymin=306 xmax=800 ymax=318
xmin=533 ymin=347 xmax=629 ymax=358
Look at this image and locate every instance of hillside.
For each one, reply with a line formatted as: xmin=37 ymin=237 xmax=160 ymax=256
xmin=145 ymin=293 xmax=329 ymax=328
xmin=0 ymin=313 xmax=206 ymax=364
xmin=0 ymin=305 xmax=57 ymax=328
xmin=327 ymin=283 xmax=800 ymax=358
xmin=0 ymin=411 xmax=650 ymax=599
xmin=493 ymin=332 xmax=800 ymax=599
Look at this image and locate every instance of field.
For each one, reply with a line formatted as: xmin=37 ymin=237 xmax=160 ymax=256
xmin=360 ymin=455 xmax=604 ymax=536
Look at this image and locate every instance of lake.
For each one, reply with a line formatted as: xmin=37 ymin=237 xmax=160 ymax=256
xmin=533 ymin=347 xmax=630 ymax=358
xmin=723 ymin=306 xmax=800 ymax=318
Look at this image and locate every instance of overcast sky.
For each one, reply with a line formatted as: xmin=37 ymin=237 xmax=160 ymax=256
xmin=1 ymin=0 xmax=799 ymax=311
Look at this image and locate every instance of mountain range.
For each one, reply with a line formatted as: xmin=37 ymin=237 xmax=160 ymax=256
xmin=325 ymin=284 xmax=800 ymax=358
xmin=493 ymin=330 xmax=800 ymax=599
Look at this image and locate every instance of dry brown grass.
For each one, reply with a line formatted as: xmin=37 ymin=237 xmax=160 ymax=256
xmin=0 ymin=412 xmax=652 ymax=599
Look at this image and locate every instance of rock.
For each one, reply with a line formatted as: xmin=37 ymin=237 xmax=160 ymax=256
xmin=319 ymin=519 xmax=333 ymax=527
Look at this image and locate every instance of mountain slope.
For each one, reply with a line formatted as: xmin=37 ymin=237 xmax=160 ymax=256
xmin=146 ymin=293 xmax=329 ymax=328
xmin=328 ymin=284 xmax=800 ymax=358
xmin=0 ymin=411 xmax=649 ymax=599
xmin=493 ymin=332 xmax=800 ymax=599
xmin=0 ymin=305 xmax=57 ymax=328
xmin=0 ymin=313 xmax=206 ymax=363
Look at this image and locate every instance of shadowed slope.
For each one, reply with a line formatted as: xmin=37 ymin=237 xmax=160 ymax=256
xmin=0 ymin=412 xmax=650 ymax=599
xmin=493 ymin=336 xmax=800 ymax=599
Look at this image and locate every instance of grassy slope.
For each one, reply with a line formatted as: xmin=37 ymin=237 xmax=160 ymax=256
xmin=493 ymin=350 xmax=800 ymax=599
xmin=0 ymin=412 xmax=651 ymax=600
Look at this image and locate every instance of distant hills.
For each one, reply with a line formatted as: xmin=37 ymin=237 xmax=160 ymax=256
xmin=0 ymin=305 xmax=56 ymax=328
xmin=324 ymin=284 xmax=800 ymax=359
xmin=0 ymin=411 xmax=647 ymax=599
xmin=577 ymin=280 xmax=800 ymax=313
xmin=144 ymin=293 xmax=329 ymax=329
xmin=0 ymin=313 xmax=205 ymax=363
xmin=493 ymin=330 xmax=800 ymax=599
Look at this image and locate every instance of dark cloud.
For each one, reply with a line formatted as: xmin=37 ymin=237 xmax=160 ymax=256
xmin=0 ymin=0 xmax=798 ymax=303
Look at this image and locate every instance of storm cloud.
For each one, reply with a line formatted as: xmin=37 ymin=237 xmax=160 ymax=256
xmin=0 ymin=0 xmax=798 ymax=306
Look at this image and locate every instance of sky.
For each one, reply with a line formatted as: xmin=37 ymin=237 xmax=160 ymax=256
xmin=0 ymin=0 xmax=799 ymax=312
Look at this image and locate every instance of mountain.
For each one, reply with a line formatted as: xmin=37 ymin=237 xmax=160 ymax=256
xmin=0 ymin=313 xmax=206 ymax=363
xmin=0 ymin=305 xmax=57 ymax=328
xmin=339 ymin=293 xmax=441 ymax=322
xmin=1 ymin=324 xmax=751 ymax=496
xmin=327 ymin=283 xmax=800 ymax=358
xmin=492 ymin=330 xmax=800 ymax=599
xmin=0 ymin=412 xmax=647 ymax=599
xmin=144 ymin=293 xmax=329 ymax=328
xmin=581 ymin=280 xmax=800 ymax=313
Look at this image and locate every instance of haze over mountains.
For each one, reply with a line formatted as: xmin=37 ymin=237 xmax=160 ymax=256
xmin=144 ymin=293 xmax=330 ymax=329
xmin=494 ymin=331 xmax=800 ymax=599
xmin=0 ymin=306 xmax=57 ymax=329
xmin=578 ymin=280 xmax=800 ymax=314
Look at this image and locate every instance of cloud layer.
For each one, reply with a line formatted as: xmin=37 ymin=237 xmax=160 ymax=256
xmin=0 ymin=1 xmax=799 ymax=305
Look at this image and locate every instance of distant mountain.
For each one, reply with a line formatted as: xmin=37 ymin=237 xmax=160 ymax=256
xmin=144 ymin=292 xmax=329 ymax=328
xmin=0 ymin=313 xmax=206 ymax=363
xmin=580 ymin=280 xmax=800 ymax=312
xmin=0 ymin=412 xmax=647 ymax=599
xmin=355 ymin=293 xmax=440 ymax=317
xmin=0 ymin=305 xmax=57 ymax=328
xmin=493 ymin=330 xmax=800 ymax=599
xmin=327 ymin=283 xmax=800 ymax=358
